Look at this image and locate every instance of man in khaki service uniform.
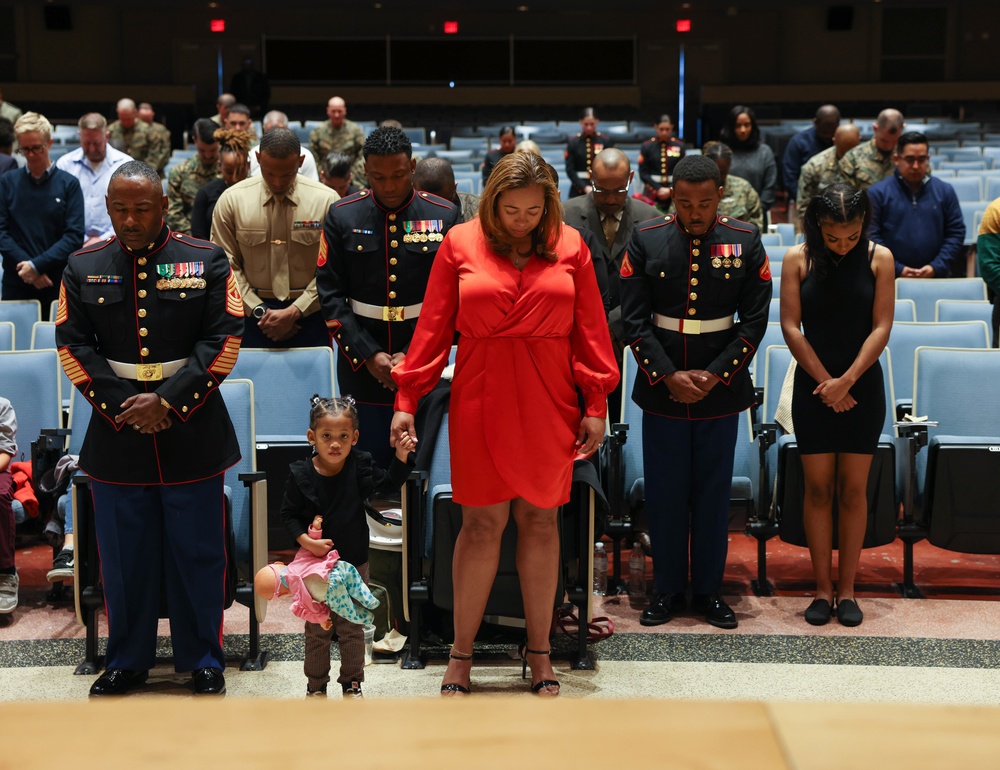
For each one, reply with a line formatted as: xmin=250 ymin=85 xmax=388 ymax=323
xmin=838 ymin=108 xmax=904 ymax=191
xmin=107 ymin=98 xmax=151 ymax=163
xmin=309 ymin=96 xmax=367 ymax=189
xmin=166 ymin=119 xmax=220 ymax=235
xmin=137 ymin=102 xmax=171 ymax=176
xmin=797 ymin=123 xmax=861 ymax=219
xmin=212 ymin=126 xmax=338 ymax=348
xmin=210 ymin=93 xmax=235 ymax=128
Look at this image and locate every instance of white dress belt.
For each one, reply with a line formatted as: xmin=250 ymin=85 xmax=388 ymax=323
xmin=652 ymin=314 xmax=734 ymax=335
xmin=106 ymin=358 xmax=189 ymax=381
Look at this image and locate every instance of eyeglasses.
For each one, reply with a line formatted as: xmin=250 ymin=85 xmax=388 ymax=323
xmin=591 ymin=184 xmax=630 ymax=195
xmin=899 ymin=155 xmax=930 ymax=165
xmin=19 ymin=144 xmax=48 ymax=156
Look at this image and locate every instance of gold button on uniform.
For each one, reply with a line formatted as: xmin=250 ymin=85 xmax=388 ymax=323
xmin=101 ymin=403 xmax=107 ymax=410
xmin=688 ymin=308 xmax=696 ymax=316
xmin=344 ymin=346 xmax=350 ymax=351
xmin=652 ymin=371 xmax=658 ymax=377
xmin=98 ymin=297 xmax=104 ymax=304
xmin=422 ymin=246 xmax=428 ymax=252
xmin=389 ymin=275 xmax=397 ymax=282
xmin=138 ymin=309 xmax=146 ymax=318
xmin=389 ymin=214 xmax=397 ymax=221
xmin=742 ymin=347 xmax=748 ymax=353
xmin=357 ymin=245 xmax=363 ymax=252
xmin=691 ymin=278 xmax=698 ymax=286
xmin=660 ymin=272 xmax=665 ymax=278
xmin=643 ymin=359 xmax=649 ymax=364
xmin=692 ymin=249 xmax=700 ymax=256
xmin=725 ymin=273 xmax=730 ymax=279
xmin=179 ymin=293 xmax=186 ymax=299
xmin=721 ymin=217 xmax=729 ymax=223
xmin=724 ymin=371 xmax=729 ymax=377
xmin=390 ymin=240 xmax=398 ymax=248
xmin=689 ymin=292 xmax=697 ymax=300
xmin=138 ymin=290 xmax=147 ymax=298
xmin=733 ymin=359 xmax=739 ymax=365
xmin=182 ymin=406 xmax=188 ymax=413
xmin=89 ymin=391 xmax=95 ymax=397
xmin=352 ymin=358 xmax=358 ymax=364
xmin=193 ymin=393 xmax=200 ymax=399
xmin=390 ymin=258 xmax=397 ymax=265
xmin=693 ymin=239 xmax=701 ymax=245
xmin=139 ymin=328 xmax=148 ymax=337
xmin=207 ymin=381 xmax=213 ymax=387
xmin=691 ymin=264 xmax=699 ymax=272
xmin=389 ymin=225 xmax=397 ymax=233
xmin=138 ymin=272 xmax=147 ymax=280
xmin=141 ymin=347 xmax=149 ymax=356
xmin=389 ymin=291 xmax=396 ymax=299
xmin=138 ymin=257 xmax=147 ymax=266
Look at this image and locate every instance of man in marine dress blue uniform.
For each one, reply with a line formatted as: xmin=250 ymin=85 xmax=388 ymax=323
xmin=619 ymin=155 xmax=771 ymax=629
xmin=56 ymin=161 xmax=244 ymax=696
xmin=316 ymin=126 xmax=460 ymax=467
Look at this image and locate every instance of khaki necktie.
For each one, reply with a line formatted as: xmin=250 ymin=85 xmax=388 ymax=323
xmin=602 ymin=215 xmax=618 ymax=248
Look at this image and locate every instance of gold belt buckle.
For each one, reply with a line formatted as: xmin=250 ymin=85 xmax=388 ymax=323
xmin=383 ymin=305 xmax=404 ymax=321
xmin=681 ymin=319 xmax=702 ymax=335
xmin=136 ymin=363 xmax=163 ymax=381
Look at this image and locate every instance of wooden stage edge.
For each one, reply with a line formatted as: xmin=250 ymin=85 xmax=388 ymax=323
xmin=2 ymin=698 xmax=999 ymax=769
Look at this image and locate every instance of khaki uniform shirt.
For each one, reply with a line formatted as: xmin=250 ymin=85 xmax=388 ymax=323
xmin=144 ymin=121 xmax=172 ymax=174
xmin=309 ymin=119 xmax=367 ymax=187
xmin=166 ymin=156 xmax=220 ymax=235
xmin=0 ymin=100 xmax=23 ymax=125
xmin=211 ymin=174 xmax=339 ymax=318
xmin=838 ymin=138 xmax=894 ymax=191
xmin=797 ymin=145 xmax=847 ymax=214
xmin=107 ymin=119 xmax=151 ymax=163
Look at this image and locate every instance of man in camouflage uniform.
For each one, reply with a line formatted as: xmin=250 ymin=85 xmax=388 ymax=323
xmin=838 ymin=108 xmax=904 ymax=191
xmin=797 ymin=123 xmax=861 ymax=217
xmin=107 ymin=98 xmax=151 ymax=163
xmin=137 ymin=102 xmax=171 ymax=176
xmin=309 ymin=96 xmax=367 ymax=189
xmin=670 ymin=142 xmax=763 ymax=230
xmin=210 ymin=93 xmax=235 ymax=128
xmin=165 ymin=119 xmax=220 ymax=235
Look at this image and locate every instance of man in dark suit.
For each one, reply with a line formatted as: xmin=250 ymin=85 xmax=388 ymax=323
xmin=562 ymin=148 xmax=658 ymax=421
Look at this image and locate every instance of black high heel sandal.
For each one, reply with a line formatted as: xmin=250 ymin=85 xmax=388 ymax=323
xmin=440 ymin=648 xmax=473 ymax=696
xmin=520 ymin=646 xmax=560 ymax=696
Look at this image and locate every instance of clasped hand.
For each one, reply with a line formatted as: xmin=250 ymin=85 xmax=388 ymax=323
xmin=257 ymin=305 xmax=301 ymax=342
xmin=813 ymin=377 xmax=856 ymax=412
xmin=116 ymin=393 xmax=172 ymax=433
xmin=666 ymin=370 xmax=717 ymax=403
xmin=16 ymin=261 xmax=52 ymax=289
xmin=368 ymin=351 xmax=404 ymax=390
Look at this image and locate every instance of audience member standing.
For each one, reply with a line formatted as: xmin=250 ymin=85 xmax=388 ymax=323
xmin=210 ymin=93 xmax=235 ymax=128
xmin=56 ymin=112 xmax=131 ymax=247
xmin=796 ymin=124 xmax=861 ymax=220
xmin=316 ymin=127 xmax=460 ymax=467
xmin=190 ymin=128 xmax=250 ymax=241
xmin=839 ymin=108 xmax=904 ymax=191
xmin=780 ymin=184 xmax=894 ymax=628
xmin=976 ymin=197 xmax=1000 ymax=346
xmin=248 ymin=110 xmax=318 ymax=181
xmin=718 ymin=105 xmax=777 ymax=215
xmin=565 ymin=107 xmax=615 ymax=199
xmin=212 ymin=127 xmax=338 ymax=348
xmin=230 ymin=56 xmax=270 ymax=118
xmin=107 ymin=98 xmax=151 ymax=163
xmin=319 ymin=152 xmax=360 ymax=198
xmin=165 ymin=119 xmax=220 ymax=234
xmin=414 ymin=157 xmax=480 ymax=223
xmin=310 ymin=97 xmax=367 ymax=189
xmin=0 ymin=112 xmax=84 ymax=315
xmin=701 ymin=141 xmax=764 ymax=230
xmin=481 ymin=126 xmax=516 ymax=186
xmin=637 ymin=113 xmax=685 ymax=210
xmin=868 ymin=131 xmax=965 ymax=278
xmin=0 ymin=117 xmax=18 ymax=175
xmin=224 ymin=103 xmax=258 ymax=144
xmin=0 ymin=88 xmax=23 ymax=125
xmin=619 ymin=155 xmax=771 ymax=630
xmin=136 ymin=102 xmax=171 ymax=176
xmin=782 ymin=105 xmax=840 ymax=208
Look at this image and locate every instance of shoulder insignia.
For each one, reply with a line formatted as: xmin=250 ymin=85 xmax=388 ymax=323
xmin=620 ymin=251 xmax=635 ymax=277
xmin=334 ymin=190 xmax=368 ymax=208
xmin=226 ymin=271 xmax=243 ymax=317
xmin=58 ymin=348 xmax=88 ymax=387
xmin=759 ymin=256 xmax=772 ymax=282
xmin=717 ymin=217 xmax=754 ymax=234
xmin=209 ymin=336 xmax=241 ymax=376
xmin=418 ymin=191 xmax=457 ymax=210
xmin=664 ymin=215 xmax=673 ymax=223
xmin=55 ymin=282 xmax=68 ymax=325
xmin=317 ymin=232 xmax=329 ymax=267
xmin=76 ymin=238 xmax=114 ymax=256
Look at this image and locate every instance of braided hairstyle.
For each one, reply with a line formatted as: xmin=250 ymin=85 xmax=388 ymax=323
xmin=214 ymin=127 xmax=252 ymax=159
xmin=802 ymin=182 xmax=871 ymax=277
xmin=308 ymin=394 xmax=359 ymax=431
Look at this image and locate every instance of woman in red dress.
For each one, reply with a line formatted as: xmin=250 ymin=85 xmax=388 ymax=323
xmin=390 ymin=152 xmax=618 ymax=696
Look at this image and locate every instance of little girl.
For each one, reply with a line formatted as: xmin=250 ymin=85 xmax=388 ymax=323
xmin=278 ymin=394 xmax=415 ymax=698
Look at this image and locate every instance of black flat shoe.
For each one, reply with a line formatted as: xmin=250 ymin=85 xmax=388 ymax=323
xmin=640 ymin=592 xmax=684 ymax=626
xmin=89 ymin=668 xmax=148 ymax=697
xmin=836 ymin=599 xmax=864 ymax=627
xmin=692 ymin=592 xmax=738 ymax=629
xmin=804 ymin=598 xmax=834 ymax=626
xmin=191 ymin=667 xmax=226 ymax=695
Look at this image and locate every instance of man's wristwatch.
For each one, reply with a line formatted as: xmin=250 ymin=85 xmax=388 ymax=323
xmin=251 ymin=304 xmax=267 ymax=320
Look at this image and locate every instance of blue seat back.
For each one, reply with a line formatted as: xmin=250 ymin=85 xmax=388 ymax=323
xmin=959 ymin=203 xmax=989 ymax=246
xmin=946 ymin=177 xmax=983 ymax=202
xmin=889 ymin=322 xmax=989 ymax=406
xmin=67 ymin=386 xmax=92 ymax=456
xmin=762 ymin=345 xmax=794 ymax=424
xmin=0 ymin=321 xmax=13 ymax=351
xmin=0 ymin=350 xmax=62 ymax=458
xmin=895 ymin=278 xmax=987 ymax=321
xmin=934 ymin=299 xmax=992 ymax=335
xmin=894 ymin=299 xmax=917 ymax=322
xmin=620 ymin=350 xmax=645 ymax=504
xmin=773 ymin=223 xmax=795 ymax=247
xmin=760 ymin=232 xmax=782 ymax=247
xmin=219 ymin=379 xmax=256 ymax=562
xmin=30 ymin=321 xmax=56 ymax=349
xmin=228 ymin=347 xmax=335 ymax=442
xmin=0 ymin=300 xmax=42 ymax=351
xmin=425 ymin=412 xmax=452 ymax=557
xmin=765 ymin=244 xmax=789 ymax=263
xmin=752 ymin=323 xmax=786 ymax=385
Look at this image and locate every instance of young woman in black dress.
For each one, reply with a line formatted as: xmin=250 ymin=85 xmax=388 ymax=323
xmin=780 ymin=184 xmax=894 ymax=627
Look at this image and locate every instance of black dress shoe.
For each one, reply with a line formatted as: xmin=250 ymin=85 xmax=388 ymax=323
xmin=692 ymin=592 xmax=738 ymax=629
xmin=836 ymin=599 xmax=864 ymax=627
xmin=191 ymin=667 xmax=226 ymax=695
xmin=640 ymin=593 xmax=684 ymax=626
xmin=89 ymin=668 xmax=148 ymax=697
xmin=804 ymin=598 xmax=834 ymax=626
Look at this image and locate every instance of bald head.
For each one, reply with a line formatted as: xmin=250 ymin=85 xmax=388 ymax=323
xmin=833 ymin=123 xmax=861 ymax=157
xmin=591 ymin=148 xmax=633 ymax=217
xmin=327 ymin=97 xmax=347 ymax=128
xmin=592 ymin=147 xmax=630 ymax=176
xmin=413 ymin=157 xmax=457 ymax=201
xmin=116 ymin=98 xmax=137 ymax=128
xmin=263 ymin=110 xmax=289 ymax=131
xmin=814 ymin=104 xmax=840 ymax=142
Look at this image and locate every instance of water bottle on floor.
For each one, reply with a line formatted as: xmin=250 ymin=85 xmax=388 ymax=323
xmin=593 ymin=541 xmax=608 ymax=596
xmin=628 ymin=541 xmax=646 ymax=600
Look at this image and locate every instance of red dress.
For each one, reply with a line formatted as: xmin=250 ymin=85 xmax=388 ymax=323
xmin=393 ymin=220 xmax=619 ymax=508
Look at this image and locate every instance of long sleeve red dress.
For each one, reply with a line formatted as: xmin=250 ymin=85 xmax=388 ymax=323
xmin=392 ymin=219 xmax=619 ymax=509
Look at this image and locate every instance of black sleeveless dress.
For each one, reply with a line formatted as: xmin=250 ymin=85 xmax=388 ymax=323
xmin=791 ymin=239 xmax=885 ymax=455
